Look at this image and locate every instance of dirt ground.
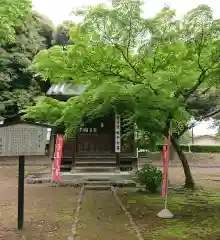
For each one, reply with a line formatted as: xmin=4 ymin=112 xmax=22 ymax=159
xmin=0 ymin=165 xmax=220 ymax=240
xmin=0 ymin=166 xmax=80 ymax=240
xmin=168 ymin=166 xmax=220 ymax=189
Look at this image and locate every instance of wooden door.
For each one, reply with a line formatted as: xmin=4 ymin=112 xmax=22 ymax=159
xmin=76 ymin=113 xmax=114 ymax=155
xmin=77 ymin=134 xmax=113 ymax=154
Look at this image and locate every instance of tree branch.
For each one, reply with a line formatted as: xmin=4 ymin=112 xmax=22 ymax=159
xmin=151 ymin=44 xmax=158 ymax=73
xmin=126 ymin=17 xmax=132 ymax=58
xmin=85 ymin=59 xmax=141 ymax=85
xmin=182 ymin=68 xmax=209 ymax=99
xmin=177 ymin=108 xmax=220 ymax=138
xmin=195 ymin=28 xmax=205 ymax=71
xmin=115 ymin=44 xmax=142 ymax=78
xmin=115 ymin=44 xmax=158 ymax=94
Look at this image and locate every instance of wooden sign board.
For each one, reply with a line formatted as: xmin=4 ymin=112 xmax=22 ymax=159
xmin=115 ymin=114 xmax=121 ymax=153
xmin=0 ymin=123 xmax=48 ymax=156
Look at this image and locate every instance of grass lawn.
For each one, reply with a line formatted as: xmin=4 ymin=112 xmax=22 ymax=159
xmin=117 ymin=188 xmax=220 ymax=240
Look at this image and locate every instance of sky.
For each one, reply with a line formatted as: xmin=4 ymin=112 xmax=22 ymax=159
xmin=32 ymin=0 xmax=220 ymax=26
xmin=32 ymin=0 xmax=220 ymax=136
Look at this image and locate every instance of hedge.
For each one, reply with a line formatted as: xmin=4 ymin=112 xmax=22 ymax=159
xmin=190 ymin=145 xmax=220 ymax=153
xmin=139 ymin=144 xmax=220 ymax=154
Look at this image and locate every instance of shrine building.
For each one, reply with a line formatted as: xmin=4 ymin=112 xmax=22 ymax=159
xmin=48 ymin=83 xmax=138 ymax=173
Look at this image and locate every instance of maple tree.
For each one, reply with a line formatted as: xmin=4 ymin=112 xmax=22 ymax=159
xmin=25 ymin=2 xmax=220 ymax=188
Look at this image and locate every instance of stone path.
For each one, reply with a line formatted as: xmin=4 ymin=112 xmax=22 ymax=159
xmin=73 ymin=189 xmax=140 ymax=240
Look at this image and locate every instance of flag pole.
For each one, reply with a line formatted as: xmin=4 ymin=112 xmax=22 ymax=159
xmin=164 ymin=120 xmax=172 ymax=210
xmin=157 ymin=119 xmax=174 ymax=219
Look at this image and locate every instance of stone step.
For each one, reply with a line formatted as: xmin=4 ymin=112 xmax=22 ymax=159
xmin=76 ymin=161 xmax=116 ymax=165
xmin=60 ymin=164 xmax=72 ymax=172
xmin=85 ymin=185 xmax=111 ymax=190
xmin=60 ymin=173 xmax=133 ymax=182
xmin=84 ymin=180 xmax=111 ymax=185
xmin=76 ymin=157 xmax=116 ymax=162
xmin=77 ymin=153 xmax=115 ymax=156
xmin=74 ymin=166 xmax=116 ymax=173
xmin=62 ymin=159 xmax=73 ymax=164
xmin=60 ymin=164 xmax=72 ymax=169
xmin=75 ymin=161 xmax=116 ymax=167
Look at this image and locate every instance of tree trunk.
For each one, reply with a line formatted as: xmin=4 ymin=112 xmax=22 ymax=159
xmin=171 ymin=136 xmax=195 ymax=189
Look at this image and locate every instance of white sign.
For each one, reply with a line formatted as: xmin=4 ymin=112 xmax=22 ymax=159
xmin=79 ymin=127 xmax=97 ymax=133
xmin=0 ymin=123 xmax=48 ymax=156
xmin=115 ymin=114 xmax=121 ymax=152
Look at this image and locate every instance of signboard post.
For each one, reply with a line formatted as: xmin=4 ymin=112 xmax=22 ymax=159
xmin=0 ymin=122 xmax=48 ymax=229
xmin=18 ymin=155 xmax=25 ymax=229
xmin=52 ymin=135 xmax=64 ymax=183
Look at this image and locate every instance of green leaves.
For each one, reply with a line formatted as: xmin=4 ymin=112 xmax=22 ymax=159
xmin=26 ymin=2 xmax=220 ymax=141
xmin=0 ymin=10 xmax=54 ymax=119
xmin=0 ymin=0 xmax=32 ymax=44
xmin=134 ymin=164 xmax=162 ymax=193
xmin=23 ymin=96 xmax=66 ymax=124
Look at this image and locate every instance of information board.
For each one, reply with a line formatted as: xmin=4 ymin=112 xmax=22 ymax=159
xmin=0 ymin=123 xmax=48 ymax=156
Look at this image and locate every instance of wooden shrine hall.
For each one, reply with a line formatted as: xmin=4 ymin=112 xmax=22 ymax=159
xmin=48 ymin=83 xmax=138 ymax=172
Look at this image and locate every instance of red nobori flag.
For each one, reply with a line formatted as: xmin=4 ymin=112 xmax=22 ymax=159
xmin=162 ymin=133 xmax=171 ymax=197
xmin=52 ymin=135 xmax=64 ymax=183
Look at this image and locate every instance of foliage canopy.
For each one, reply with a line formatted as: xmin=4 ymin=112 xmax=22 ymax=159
xmin=0 ymin=10 xmax=54 ymax=119
xmin=0 ymin=0 xmax=32 ymax=44
xmin=25 ymin=1 xmax=220 ymax=143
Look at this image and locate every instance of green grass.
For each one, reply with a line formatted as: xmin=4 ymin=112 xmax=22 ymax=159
xmin=117 ymin=188 xmax=220 ymax=240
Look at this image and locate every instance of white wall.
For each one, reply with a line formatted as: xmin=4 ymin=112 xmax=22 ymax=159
xmin=188 ymin=136 xmax=220 ymax=146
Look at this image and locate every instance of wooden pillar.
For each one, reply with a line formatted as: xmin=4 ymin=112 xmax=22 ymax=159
xmin=115 ymin=112 xmax=121 ymax=170
xmin=48 ymin=134 xmax=55 ymax=161
xmin=72 ymin=137 xmax=77 ymax=169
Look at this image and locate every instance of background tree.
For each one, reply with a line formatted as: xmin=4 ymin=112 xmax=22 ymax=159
xmin=0 ymin=11 xmax=54 ymax=119
xmin=54 ymin=20 xmax=75 ymax=47
xmin=0 ymin=0 xmax=32 ymax=44
xmin=25 ymin=2 xmax=220 ymax=189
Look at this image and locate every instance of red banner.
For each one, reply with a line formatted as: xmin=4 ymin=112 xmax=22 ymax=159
xmin=162 ymin=134 xmax=171 ymax=197
xmin=52 ymin=135 xmax=64 ymax=183
xmin=162 ymin=144 xmax=168 ymax=197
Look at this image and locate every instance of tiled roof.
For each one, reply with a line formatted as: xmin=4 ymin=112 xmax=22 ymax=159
xmin=47 ymin=83 xmax=87 ymax=96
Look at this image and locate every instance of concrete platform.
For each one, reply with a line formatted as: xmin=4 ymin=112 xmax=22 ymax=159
xmin=60 ymin=171 xmax=133 ymax=181
xmin=25 ymin=171 xmax=136 ymax=187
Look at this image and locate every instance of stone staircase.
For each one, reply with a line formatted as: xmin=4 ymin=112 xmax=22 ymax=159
xmin=59 ymin=153 xmax=137 ymax=173
xmin=60 ymin=157 xmax=72 ymax=172
xmin=74 ymin=154 xmax=117 ymax=172
xmin=59 ymin=174 xmax=136 ymax=189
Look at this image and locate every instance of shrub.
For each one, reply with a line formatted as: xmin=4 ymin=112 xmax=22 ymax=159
xmin=190 ymin=145 xmax=220 ymax=153
xmin=134 ymin=164 xmax=162 ymax=193
xmin=155 ymin=144 xmax=189 ymax=152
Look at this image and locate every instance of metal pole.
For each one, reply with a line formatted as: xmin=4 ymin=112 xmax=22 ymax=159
xmin=18 ymin=155 xmax=25 ymax=229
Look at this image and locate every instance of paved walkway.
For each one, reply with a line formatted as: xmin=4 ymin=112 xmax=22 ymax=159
xmin=74 ymin=190 xmax=139 ymax=240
